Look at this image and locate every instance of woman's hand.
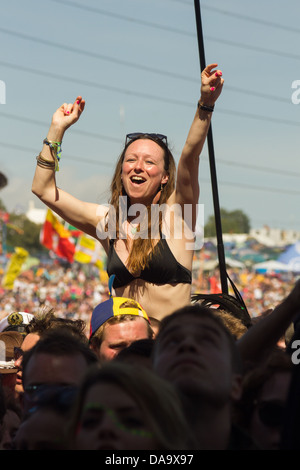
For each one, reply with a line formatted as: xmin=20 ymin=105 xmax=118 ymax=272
xmin=51 ymin=95 xmax=86 ymax=133
xmin=200 ymin=63 xmax=224 ymax=106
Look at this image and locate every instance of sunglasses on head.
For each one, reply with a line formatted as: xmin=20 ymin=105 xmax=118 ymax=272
xmin=125 ymin=133 xmax=168 ymax=146
xmin=255 ymin=400 xmax=285 ymax=428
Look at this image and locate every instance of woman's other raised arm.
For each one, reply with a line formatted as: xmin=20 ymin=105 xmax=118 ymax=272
xmin=174 ymin=64 xmax=224 ymax=228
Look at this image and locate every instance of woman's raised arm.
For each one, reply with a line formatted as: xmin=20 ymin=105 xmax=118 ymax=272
xmin=32 ymin=96 xmax=105 ymax=240
xmin=174 ymin=64 xmax=224 ymax=227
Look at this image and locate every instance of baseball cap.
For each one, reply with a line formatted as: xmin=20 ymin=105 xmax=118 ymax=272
xmin=0 ymin=312 xmax=34 ymax=335
xmin=90 ymin=297 xmax=149 ymax=338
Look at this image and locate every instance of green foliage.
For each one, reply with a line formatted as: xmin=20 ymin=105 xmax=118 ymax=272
xmin=0 ymin=198 xmax=6 ymax=211
xmin=4 ymin=216 xmax=46 ymax=256
xmin=204 ymin=208 xmax=251 ymax=237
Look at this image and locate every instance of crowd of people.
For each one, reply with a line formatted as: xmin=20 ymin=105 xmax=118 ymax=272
xmin=0 ymin=262 xmax=297 ymax=326
xmin=1 ymin=61 xmax=300 ymax=451
xmin=0 ymin=279 xmax=299 ymax=450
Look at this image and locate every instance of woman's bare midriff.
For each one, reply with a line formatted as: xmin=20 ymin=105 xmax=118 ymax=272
xmin=114 ymin=280 xmax=192 ymax=321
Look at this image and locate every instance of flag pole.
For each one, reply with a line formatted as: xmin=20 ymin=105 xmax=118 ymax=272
xmin=194 ymin=0 xmax=228 ymax=294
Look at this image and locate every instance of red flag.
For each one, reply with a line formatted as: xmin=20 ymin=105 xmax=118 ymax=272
xmin=0 ymin=211 xmax=9 ymax=223
xmin=40 ymin=210 xmax=75 ymax=262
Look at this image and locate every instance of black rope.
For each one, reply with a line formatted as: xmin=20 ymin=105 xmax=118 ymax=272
xmin=193 ymin=0 xmax=228 ymax=294
xmin=193 ymin=1 xmax=251 ymax=319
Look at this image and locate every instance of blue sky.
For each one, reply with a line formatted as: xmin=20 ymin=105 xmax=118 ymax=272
xmin=1 ymin=0 xmax=300 ymax=232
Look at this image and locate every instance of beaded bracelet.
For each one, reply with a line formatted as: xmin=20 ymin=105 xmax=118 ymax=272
xmin=43 ymin=137 xmax=62 ymax=171
xmin=197 ymin=101 xmax=215 ymax=113
xmin=36 ymin=152 xmax=56 ymax=169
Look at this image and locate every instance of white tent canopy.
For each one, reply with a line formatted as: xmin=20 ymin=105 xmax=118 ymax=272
xmin=253 ymin=260 xmax=290 ymax=272
xmin=193 ymin=257 xmax=245 ymax=271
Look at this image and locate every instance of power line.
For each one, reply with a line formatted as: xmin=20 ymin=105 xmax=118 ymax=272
xmin=0 ymin=59 xmax=289 ymax=105
xmin=49 ymin=0 xmax=194 ymax=37
xmin=0 ymin=27 xmax=192 ymax=81
xmin=1 ymin=140 xmax=300 ymax=195
xmin=174 ymin=1 xmax=300 ymax=35
xmin=1 ymin=63 xmax=298 ymax=128
xmin=1 ymin=136 xmax=298 ymax=178
xmin=202 ymin=155 xmax=300 ymax=179
xmin=1 ymin=23 xmax=300 ymax=74
xmin=0 ymin=26 xmax=296 ymax=108
xmin=50 ymin=0 xmax=300 ymax=37
xmin=0 ymin=142 xmax=115 ymax=168
xmin=42 ymin=1 xmax=300 ymax=61
xmin=203 ymin=4 xmax=300 ymax=34
xmin=0 ymin=113 xmax=122 ymax=143
xmin=0 ymin=62 xmax=193 ymax=108
xmin=202 ymin=178 xmax=300 ymax=196
xmin=216 ymin=108 xmax=300 ymax=128
xmin=206 ymin=35 xmax=300 ymax=62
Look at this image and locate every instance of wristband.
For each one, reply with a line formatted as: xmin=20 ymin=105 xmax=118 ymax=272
xmin=43 ymin=137 xmax=62 ymax=171
xmin=198 ymin=101 xmax=214 ymax=113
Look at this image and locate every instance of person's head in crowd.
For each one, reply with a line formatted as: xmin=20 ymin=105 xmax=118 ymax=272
xmin=25 ymin=307 xmax=88 ymax=343
xmin=0 ymin=331 xmax=24 ymax=403
xmin=21 ymin=329 xmax=98 ymax=414
xmin=213 ymin=310 xmax=248 ymax=340
xmin=69 ymin=362 xmax=191 ymax=450
xmin=89 ymin=297 xmax=153 ymax=362
xmin=114 ymin=338 xmax=155 ymax=369
xmin=0 ymin=399 xmax=22 ymax=450
xmin=14 ymin=308 xmax=88 ymax=396
xmin=152 ymin=303 xmax=246 ymax=450
xmin=192 ymin=292 xmax=253 ymax=330
xmin=12 ymin=386 xmax=75 ymax=450
xmin=152 ymin=303 xmax=243 ymax=393
xmin=234 ymin=349 xmax=292 ymax=450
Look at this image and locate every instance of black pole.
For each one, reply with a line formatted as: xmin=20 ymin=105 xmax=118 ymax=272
xmin=194 ymin=0 xmax=228 ymax=294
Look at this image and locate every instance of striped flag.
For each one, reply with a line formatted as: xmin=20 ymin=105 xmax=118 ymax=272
xmin=40 ymin=209 xmax=75 ymax=263
xmin=74 ymin=235 xmax=104 ymax=270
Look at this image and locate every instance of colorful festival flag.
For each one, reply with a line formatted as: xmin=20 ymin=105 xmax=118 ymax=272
xmin=74 ymin=235 xmax=104 ymax=270
xmin=40 ymin=210 xmax=75 ymax=262
xmin=2 ymin=247 xmax=29 ymax=289
xmin=66 ymin=223 xmax=83 ymax=239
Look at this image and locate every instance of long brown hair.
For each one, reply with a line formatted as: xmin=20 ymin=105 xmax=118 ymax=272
xmin=108 ymin=135 xmax=176 ymax=273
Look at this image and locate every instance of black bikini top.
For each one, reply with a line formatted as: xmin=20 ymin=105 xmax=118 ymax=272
xmin=107 ymin=237 xmax=192 ymax=289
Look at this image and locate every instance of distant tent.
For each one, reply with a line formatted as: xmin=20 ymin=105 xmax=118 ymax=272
xmin=277 ymin=242 xmax=300 ymax=272
xmin=253 ymin=260 xmax=290 ymax=273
